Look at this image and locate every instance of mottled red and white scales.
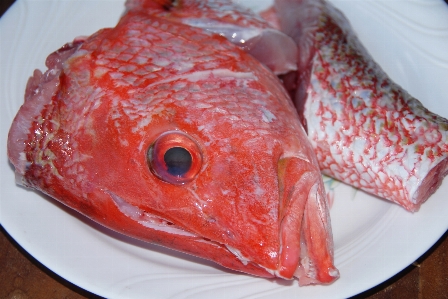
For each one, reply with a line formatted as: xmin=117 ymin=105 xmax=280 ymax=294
xmin=6 ymin=0 xmax=448 ymax=288
xmin=261 ymin=0 xmax=448 ymax=212
xmin=7 ymin=0 xmax=338 ymax=286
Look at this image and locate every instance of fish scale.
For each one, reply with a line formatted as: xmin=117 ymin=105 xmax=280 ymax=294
xmin=126 ymin=0 xmax=299 ymax=75
xmin=308 ymin=7 xmax=448 ymax=211
xmin=270 ymin=0 xmax=448 ymax=212
xmin=7 ymin=8 xmax=338 ymax=285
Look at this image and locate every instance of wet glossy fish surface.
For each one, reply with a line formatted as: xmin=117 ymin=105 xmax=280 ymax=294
xmin=7 ymin=3 xmax=338 ymax=285
xmin=267 ymin=0 xmax=448 ymax=212
xmin=126 ymin=0 xmax=299 ymax=75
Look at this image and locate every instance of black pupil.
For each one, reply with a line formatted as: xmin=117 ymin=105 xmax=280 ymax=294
xmin=164 ymin=147 xmax=192 ymax=176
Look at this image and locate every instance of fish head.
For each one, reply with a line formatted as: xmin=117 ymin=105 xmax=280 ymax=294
xmin=7 ymin=11 xmax=336 ymax=282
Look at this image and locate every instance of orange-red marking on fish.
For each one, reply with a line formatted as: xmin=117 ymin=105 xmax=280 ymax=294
xmin=263 ymin=0 xmax=448 ymax=212
xmin=7 ymin=6 xmax=338 ymax=285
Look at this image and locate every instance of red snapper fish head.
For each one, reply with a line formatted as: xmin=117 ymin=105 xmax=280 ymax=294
xmin=7 ymin=11 xmax=337 ymax=284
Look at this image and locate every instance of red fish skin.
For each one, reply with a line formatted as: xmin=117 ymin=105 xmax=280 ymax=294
xmin=277 ymin=156 xmax=336 ymax=284
xmin=126 ymin=0 xmax=272 ymax=28
xmin=125 ymin=0 xmax=299 ymax=75
xmin=266 ymin=0 xmax=448 ymax=212
xmin=7 ymin=9 xmax=338 ymax=284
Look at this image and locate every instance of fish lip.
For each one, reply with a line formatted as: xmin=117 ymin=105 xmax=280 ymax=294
xmin=276 ymin=155 xmax=308 ymax=279
xmin=293 ymin=178 xmax=340 ymax=285
xmin=276 ymin=155 xmax=339 ymax=283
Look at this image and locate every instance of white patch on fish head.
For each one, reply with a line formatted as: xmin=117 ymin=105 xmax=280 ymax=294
xmin=261 ymin=107 xmax=276 ymax=123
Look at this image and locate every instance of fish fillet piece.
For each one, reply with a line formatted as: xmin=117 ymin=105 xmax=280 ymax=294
xmin=265 ymin=0 xmax=448 ymax=212
xmin=7 ymin=9 xmax=338 ymax=284
xmin=125 ymin=0 xmax=298 ymax=75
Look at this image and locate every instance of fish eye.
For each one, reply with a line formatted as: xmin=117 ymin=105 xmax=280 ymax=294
xmin=148 ymin=131 xmax=202 ymax=185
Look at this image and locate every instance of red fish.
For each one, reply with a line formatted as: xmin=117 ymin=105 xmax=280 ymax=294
xmin=125 ymin=0 xmax=298 ymax=75
xmin=7 ymin=8 xmax=338 ymax=285
xmin=263 ymin=0 xmax=448 ymax=212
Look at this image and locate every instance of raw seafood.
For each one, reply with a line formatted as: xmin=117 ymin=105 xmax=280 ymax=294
xmin=7 ymin=7 xmax=338 ymax=285
xmin=264 ymin=0 xmax=448 ymax=212
xmin=125 ymin=0 xmax=298 ymax=75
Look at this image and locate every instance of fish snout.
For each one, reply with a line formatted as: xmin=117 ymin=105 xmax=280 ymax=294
xmin=276 ymin=156 xmax=338 ymax=283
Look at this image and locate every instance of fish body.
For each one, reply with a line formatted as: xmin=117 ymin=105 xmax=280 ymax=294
xmin=267 ymin=0 xmax=448 ymax=211
xmin=126 ymin=0 xmax=298 ymax=75
xmin=7 ymin=9 xmax=338 ymax=284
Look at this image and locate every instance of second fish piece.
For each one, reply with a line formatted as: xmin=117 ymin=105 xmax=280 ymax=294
xmin=265 ymin=0 xmax=448 ymax=212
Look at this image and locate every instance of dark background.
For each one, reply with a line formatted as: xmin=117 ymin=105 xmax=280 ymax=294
xmin=1 ymin=0 xmax=448 ymax=298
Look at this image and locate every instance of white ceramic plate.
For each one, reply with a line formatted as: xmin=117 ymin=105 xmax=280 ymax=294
xmin=1 ymin=1 xmax=448 ymax=298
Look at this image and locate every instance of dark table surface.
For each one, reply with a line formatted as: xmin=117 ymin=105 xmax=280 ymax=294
xmin=1 ymin=0 xmax=448 ymax=298
xmin=3 ymin=226 xmax=445 ymax=299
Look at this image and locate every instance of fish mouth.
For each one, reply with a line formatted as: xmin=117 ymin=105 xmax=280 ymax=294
xmin=276 ymin=156 xmax=339 ymax=284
